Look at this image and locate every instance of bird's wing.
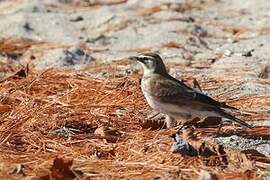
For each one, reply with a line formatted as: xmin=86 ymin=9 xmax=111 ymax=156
xmin=167 ymin=74 xmax=237 ymax=109
xmin=152 ymin=75 xmax=233 ymax=110
xmin=150 ymin=75 xmax=252 ymax=128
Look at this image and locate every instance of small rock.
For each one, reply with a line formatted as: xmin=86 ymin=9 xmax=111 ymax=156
xmin=31 ymin=46 xmax=94 ymax=69
xmin=63 ymin=47 xmax=95 ymax=66
xmin=192 ymin=24 xmax=208 ymax=37
xmin=242 ymin=49 xmax=254 ymax=57
xmin=70 ymin=16 xmax=84 ymax=22
xmin=23 ymin=22 xmax=34 ymax=32
xmin=216 ymin=135 xmax=270 ymax=156
xmin=198 ymin=170 xmax=214 ymax=180
xmin=224 ymin=50 xmax=233 ymax=57
xmin=86 ymin=35 xmax=116 ymax=46
xmin=94 ymin=126 xmax=121 ymax=137
xmin=49 ymin=127 xmax=75 ymax=138
xmin=171 ymin=133 xmax=198 ymax=156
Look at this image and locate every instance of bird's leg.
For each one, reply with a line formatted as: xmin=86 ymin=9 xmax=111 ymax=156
xmin=165 ymin=115 xmax=176 ymax=128
xmin=174 ymin=116 xmax=194 ymax=132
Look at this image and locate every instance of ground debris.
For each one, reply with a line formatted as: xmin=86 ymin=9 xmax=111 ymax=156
xmin=0 ymin=63 xmax=268 ymax=179
xmin=0 ymin=38 xmax=44 ymax=60
xmin=39 ymin=157 xmax=82 ymax=180
xmin=0 ymin=0 xmax=269 ymax=178
xmin=10 ymin=164 xmax=26 ymax=176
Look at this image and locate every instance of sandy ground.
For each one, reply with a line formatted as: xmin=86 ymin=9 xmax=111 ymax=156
xmin=0 ymin=0 xmax=269 ymax=179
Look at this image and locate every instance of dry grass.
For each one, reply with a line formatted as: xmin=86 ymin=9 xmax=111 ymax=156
xmin=0 ymin=39 xmax=269 ymax=179
xmin=0 ymin=63 xmax=268 ymax=179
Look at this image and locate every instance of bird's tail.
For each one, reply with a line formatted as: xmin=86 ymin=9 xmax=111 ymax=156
xmin=217 ymin=109 xmax=253 ymax=128
xmin=220 ymin=102 xmax=239 ymax=110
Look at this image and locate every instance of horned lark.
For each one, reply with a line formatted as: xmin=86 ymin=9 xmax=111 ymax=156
xmin=129 ymin=52 xmax=252 ymax=128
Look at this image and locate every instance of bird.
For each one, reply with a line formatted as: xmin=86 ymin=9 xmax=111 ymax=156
xmin=129 ymin=52 xmax=252 ymax=128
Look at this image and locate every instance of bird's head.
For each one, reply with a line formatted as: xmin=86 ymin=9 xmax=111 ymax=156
xmin=128 ymin=53 xmax=167 ymax=75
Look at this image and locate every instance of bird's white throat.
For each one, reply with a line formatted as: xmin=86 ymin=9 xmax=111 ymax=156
xmin=139 ymin=62 xmax=155 ymax=76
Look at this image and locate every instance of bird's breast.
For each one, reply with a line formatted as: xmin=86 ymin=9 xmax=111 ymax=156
xmin=141 ymin=77 xmax=175 ymax=112
xmin=141 ymin=77 xmax=159 ymax=109
xmin=141 ymin=77 xmax=192 ymax=119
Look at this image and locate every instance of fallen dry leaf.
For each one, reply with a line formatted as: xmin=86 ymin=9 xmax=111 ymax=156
xmin=138 ymin=6 xmax=162 ymax=16
xmin=163 ymin=41 xmax=183 ymax=49
xmin=40 ymin=157 xmax=81 ymax=180
xmin=0 ymin=105 xmax=12 ymax=113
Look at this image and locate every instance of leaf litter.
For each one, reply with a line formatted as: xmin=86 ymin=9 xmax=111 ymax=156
xmin=0 ymin=40 xmax=269 ymax=179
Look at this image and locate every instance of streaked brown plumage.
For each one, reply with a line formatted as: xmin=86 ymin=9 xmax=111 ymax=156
xmin=129 ymin=52 xmax=252 ymax=128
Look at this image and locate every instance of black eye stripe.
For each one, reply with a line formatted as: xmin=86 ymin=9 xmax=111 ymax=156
xmin=139 ymin=57 xmax=148 ymax=61
xmin=139 ymin=56 xmax=154 ymax=61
